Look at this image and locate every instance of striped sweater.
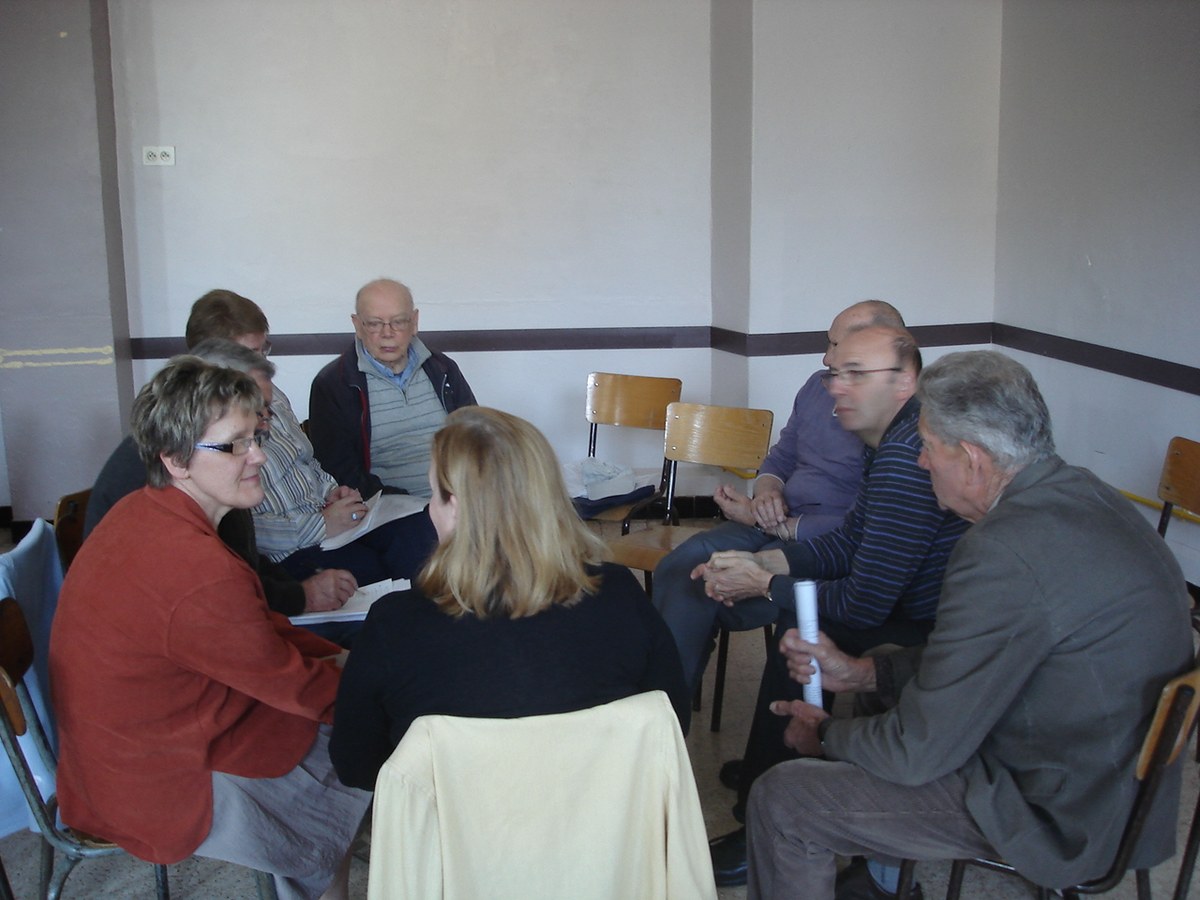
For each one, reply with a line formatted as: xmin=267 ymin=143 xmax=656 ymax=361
xmin=781 ymin=397 xmax=968 ymax=628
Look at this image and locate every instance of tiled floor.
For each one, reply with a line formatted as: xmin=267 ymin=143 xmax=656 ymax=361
xmin=2 ymin=520 xmax=1198 ymax=897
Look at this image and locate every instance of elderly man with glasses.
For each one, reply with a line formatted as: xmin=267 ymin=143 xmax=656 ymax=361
xmin=308 ymin=278 xmax=476 ymax=499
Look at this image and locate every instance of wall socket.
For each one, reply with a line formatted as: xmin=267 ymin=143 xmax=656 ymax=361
xmin=142 ymin=146 xmax=176 ymax=166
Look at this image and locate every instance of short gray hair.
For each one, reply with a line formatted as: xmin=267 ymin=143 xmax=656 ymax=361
xmin=132 ymin=356 xmax=263 ymax=487
xmin=189 ymin=338 xmax=276 ymax=380
xmin=916 ymin=351 xmax=1055 ymax=472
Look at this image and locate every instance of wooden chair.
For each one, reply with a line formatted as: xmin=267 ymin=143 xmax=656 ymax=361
xmin=52 ymin=490 xmax=90 ymax=572
xmin=582 ymin=372 xmax=682 ymax=529
xmin=0 ymin=597 xmax=276 ymax=900
xmin=1156 ymin=436 xmax=1200 ymax=542
xmin=607 ymin=402 xmax=774 ymax=730
xmin=1154 ymin=436 xmax=1200 ymax=900
xmin=896 ymin=664 xmax=1200 ymax=900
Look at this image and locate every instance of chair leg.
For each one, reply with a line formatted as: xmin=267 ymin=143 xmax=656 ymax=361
xmin=896 ymin=860 xmax=918 ymax=900
xmin=0 ymin=857 xmax=14 ymax=900
xmin=711 ymin=627 xmax=731 ymax=732
xmin=946 ymin=859 xmax=967 ymax=900
xmin=39 ymin=838 xmax=53 ymax=900
xmin=1175 ymin=786 xmax=1200 ymax=900
xmin=155 ymin=863 xmax=170 ymax=900
xmin=1135 ymin=868 xmax=1151 ymax=900
xmin=46 ymin=852 xmax=81 ymax=900
xmin=255 ymin=868 xmax=280 ymax=900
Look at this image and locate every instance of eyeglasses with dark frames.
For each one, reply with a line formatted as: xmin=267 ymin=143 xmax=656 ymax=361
xmin=194 ymin=432 xmax=269 ymax=456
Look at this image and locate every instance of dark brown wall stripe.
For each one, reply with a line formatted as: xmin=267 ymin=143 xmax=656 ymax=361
xmin=129 ymin=322 xmax=1199 ymax=397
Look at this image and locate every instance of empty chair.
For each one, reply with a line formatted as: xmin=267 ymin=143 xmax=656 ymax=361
xmin=607 ymin=401 xmax=774 ymax=588
xmin=607 ymin=401 xmax=774 ymax=730
xmin=580 ymin=372 xmax=682 ymax=526
xmin=368 ymin=690 xmax=715 ymax=900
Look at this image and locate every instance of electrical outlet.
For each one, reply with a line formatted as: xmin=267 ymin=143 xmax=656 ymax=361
xmin=142 ymin=146 xmax=176 ymax=166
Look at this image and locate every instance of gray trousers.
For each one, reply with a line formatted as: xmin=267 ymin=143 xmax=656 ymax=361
xmin=651 ymin=521 xmax=783 ymax=692
xmin=196 ymin=725 xmax=372 ymax=900
xmin=746 ymin=758 xmax=998 ymax=900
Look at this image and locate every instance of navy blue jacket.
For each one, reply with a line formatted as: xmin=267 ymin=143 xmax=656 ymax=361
xmin=309 ymin=341 xmax=476 ymax=497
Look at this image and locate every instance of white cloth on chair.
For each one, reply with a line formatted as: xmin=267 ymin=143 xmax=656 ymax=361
xmin=0 ymin=519 xmax=62 ymax=836
xmin=368 ymin=690 xmax=716 ymax=900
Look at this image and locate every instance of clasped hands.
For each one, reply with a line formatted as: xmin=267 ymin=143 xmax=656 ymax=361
xmin=713 ymin=482 xmax=793 ymax=538
xmin=690 ymin=547 xmax=789 ymax=606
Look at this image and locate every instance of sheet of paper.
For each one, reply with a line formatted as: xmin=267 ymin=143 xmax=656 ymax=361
xmin=319 ymin=491 xmax=427 ymax=551
xmin=289 ymin=578 xmax=410 ymax=626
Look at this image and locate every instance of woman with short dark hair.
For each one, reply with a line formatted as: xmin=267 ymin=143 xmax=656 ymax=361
xmin=50 ymin=356 xmax=370 ymax=900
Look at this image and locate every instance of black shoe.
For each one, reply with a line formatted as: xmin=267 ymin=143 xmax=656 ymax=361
xmin=709 ymin=827 xmax=748 ymax=887
xmin=835 ymin=859 xmax=924 ymax=900
xmin=718 ymin=758 xmax=743 ymax=791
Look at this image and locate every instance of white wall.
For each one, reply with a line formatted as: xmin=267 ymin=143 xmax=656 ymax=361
xmin=110 ymin=0 xmax=715 ymax=471
xmin=749 ymin=0 xmax=1002 ymax=334
xmin=109 ymin=0 xmax=713 ymax=338
xmin=994 ymin=0 xmax=1200 ymax=580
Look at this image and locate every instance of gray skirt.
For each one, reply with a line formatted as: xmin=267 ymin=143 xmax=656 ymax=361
xmin=195 ymin=725 xmax=372 ymax=900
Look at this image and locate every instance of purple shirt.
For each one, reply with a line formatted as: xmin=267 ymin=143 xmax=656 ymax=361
xmin=757 ymin=370 xmax=864 ymax=541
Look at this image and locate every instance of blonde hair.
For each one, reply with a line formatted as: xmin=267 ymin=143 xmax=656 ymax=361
xmin=418 ymin=407 xmax=606 ymax=619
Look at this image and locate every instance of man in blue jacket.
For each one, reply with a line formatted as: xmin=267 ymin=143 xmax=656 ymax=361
xmin=309 ymin=278 xmax=476 ymax=498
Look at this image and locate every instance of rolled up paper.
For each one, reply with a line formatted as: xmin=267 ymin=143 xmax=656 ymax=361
xmin=793 ymin=579 xmax=822 ymax=705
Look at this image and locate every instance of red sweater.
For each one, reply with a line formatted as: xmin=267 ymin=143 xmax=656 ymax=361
xmin=50 ymin=486 xmax=342 ymax=863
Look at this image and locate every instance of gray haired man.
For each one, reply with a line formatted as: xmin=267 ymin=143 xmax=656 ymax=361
xmin=747 ymin=351 xmax=1191 ymax=900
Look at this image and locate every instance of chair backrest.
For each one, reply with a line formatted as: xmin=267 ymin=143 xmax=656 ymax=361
xmin=1082 ymin=664 xmax=1200 ymax=894
xmin=658 ymin=402 xmax=774 ymax=521
xmin=1157 ymin=436 xmax=1200 ymax=536
xmin=368 ymin=690 xmax=716 ymax=900
xmin=0 ymin=598 xmax=62 ymax=841
xmin=586 ymin=372 xmax=683 ymax=457
xmin=54 ymin=488 xmax=92 ymax=571
xmin=1136 ymin=665 xmax=1200 ymax=779
xmin=0 ymin=599 xmax=34 ymax=736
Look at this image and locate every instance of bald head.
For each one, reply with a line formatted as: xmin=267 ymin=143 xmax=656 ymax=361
xmin=824 ymin=299 xmax=906 ymax=367
xmin=352 ymin=278 xmax=419 ymax=373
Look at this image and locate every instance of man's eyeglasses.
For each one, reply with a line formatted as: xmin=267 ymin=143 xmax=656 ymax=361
xmin=819 ymin=367 xmax=902 ymax=386
xmin=194 ymin=432 xmax=269 ymax=456
xmin=358 ymin=317 xmax=413 ymax=334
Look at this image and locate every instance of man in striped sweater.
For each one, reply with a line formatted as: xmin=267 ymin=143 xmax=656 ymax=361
xmin=701 ymin=325 xmax=969 ymax=891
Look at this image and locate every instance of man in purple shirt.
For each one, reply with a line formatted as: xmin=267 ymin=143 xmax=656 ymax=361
xmin=652 ymin=300 xmax=907 ymax=693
